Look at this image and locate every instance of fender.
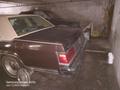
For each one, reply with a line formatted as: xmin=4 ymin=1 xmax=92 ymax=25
xmin=0 ymin=41 xmax=25 ymax=67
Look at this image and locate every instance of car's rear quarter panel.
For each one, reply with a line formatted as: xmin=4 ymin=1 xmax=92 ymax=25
xmin=13 ymin=39 xmax=63 ymax=70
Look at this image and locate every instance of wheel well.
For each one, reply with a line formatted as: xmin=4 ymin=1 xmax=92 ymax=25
xmin=0 ymin=51 xmax=25 ymax=68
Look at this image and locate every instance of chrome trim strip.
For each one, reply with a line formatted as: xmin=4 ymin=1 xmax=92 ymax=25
xmin=28 ymin=67 xmax=59 ymax=75
xmin=14 ymin=39 xmax=62 ymax=45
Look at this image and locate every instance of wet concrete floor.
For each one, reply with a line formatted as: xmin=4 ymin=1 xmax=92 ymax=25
xmin=0 ymin=39 xmax=119 ymax=90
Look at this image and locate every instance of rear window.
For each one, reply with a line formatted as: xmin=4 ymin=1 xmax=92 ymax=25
xmin=9 ymin=16 xmax=54 ymax=36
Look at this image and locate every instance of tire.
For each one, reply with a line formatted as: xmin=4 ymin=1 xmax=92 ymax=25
xmin=17 ymin=68 xmax=30 ymax=86
xmin=1 ymin=55 xmax=21 ymax=78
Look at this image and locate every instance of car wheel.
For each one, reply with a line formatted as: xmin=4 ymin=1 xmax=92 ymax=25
xmin=2 ymin=55 xmax=21 ymax=78
xmin=17 ymin=68 xmax=30 ymax=86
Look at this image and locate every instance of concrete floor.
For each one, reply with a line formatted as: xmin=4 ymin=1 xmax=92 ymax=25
xmin=0 ymin=38 xmax=119 ymax=90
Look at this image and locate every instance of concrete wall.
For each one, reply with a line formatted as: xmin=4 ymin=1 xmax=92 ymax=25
xmin=111 ymin=0 xmax=120 ymax=41
xmin=111 ymin=0 xmax=120 ymax=88
xmin=40 ymin=0 xmax=114 ymax=37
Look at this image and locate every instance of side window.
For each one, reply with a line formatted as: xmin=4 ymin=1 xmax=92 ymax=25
xmin=10 ymin=18 xmax=28 ymax=35
xmin=9 ymin=16 xmax=54 ymax=36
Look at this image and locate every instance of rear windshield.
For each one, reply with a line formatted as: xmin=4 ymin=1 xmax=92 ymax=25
xmin=9 ymin=16 xmax=54 ymax=36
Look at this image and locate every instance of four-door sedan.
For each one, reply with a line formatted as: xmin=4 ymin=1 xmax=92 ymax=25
xmin=0 ymin=14 xmax=91 ymax=82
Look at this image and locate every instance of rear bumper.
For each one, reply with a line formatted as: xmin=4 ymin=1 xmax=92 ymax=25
xmin=59 ymin=37 xmax=88 ymax=75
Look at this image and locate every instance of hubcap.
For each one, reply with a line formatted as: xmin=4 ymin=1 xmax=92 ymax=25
xmin=3 ymin=56 xmax=20 ymax=76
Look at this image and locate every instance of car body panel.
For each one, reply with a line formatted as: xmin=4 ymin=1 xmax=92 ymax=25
xmin=0 ymin=14 xmax=90 ymax=75
xmin=13 ymin=39 xmax=60 ymax=69
xmin=18 ymin=26 xmax=82 ymax=50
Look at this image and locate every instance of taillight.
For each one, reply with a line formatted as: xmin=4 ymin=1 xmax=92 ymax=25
xmin=59 ymin=54 xmax=68 ymax=64
xmin=58 ymin=47 xmax=75 ymax=64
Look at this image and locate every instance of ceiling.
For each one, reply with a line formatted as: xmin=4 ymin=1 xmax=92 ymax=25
xmin=0 ymin=0 xmax=102 ymax=8
xmin=0 ymin=0 xmax=72 ymax=4
xmin=0 ymin=0 xmax=103 ymax=14
xmin=0 ymin=0 xmax=75 ymax=8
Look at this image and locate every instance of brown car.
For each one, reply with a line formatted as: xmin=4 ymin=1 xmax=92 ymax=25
xmin=0 ymin=14 xmax=91 ymax=82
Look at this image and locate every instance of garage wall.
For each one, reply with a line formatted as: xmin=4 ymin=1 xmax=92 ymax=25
xmin=41 ymin=0 xmax=114 ymax=37
xmin=111 ymin=0 xmax=120 ymax=88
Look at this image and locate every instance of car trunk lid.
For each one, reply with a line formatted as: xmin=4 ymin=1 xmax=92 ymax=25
xmin=17 ymin=26 xmax=81 ymax=50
